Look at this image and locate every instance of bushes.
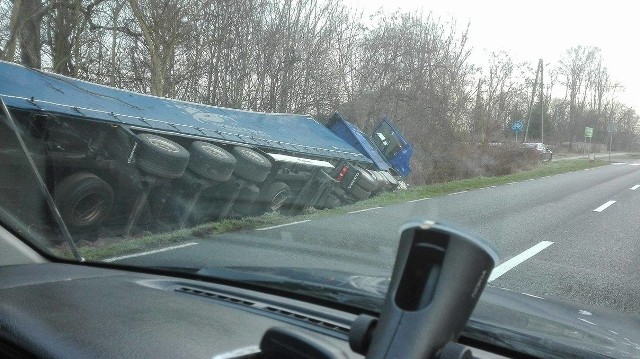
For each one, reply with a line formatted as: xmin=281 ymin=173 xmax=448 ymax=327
xmin=408 ymin=144 xmax=540 ymax=185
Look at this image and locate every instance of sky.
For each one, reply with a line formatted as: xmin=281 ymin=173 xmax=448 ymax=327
xmin=344 ymin=0 xmax=639 ymax=110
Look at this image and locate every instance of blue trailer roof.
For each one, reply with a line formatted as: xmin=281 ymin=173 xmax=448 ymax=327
xmin=0 ymin=61 xmax=370 ymax=163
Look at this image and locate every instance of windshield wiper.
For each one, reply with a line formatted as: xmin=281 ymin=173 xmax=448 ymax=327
xmin=0 ymin=97 xmax=82 ymax=261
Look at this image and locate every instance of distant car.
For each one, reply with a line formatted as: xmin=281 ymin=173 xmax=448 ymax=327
xmin=523 ymin=142 xmax=553 ymax=161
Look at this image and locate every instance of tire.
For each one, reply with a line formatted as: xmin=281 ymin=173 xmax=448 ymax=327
xmin=348 ymin=183 xmax=371 ymax=201
xmin=232 ymin=184 xmax=260 ymax=218
xmin=54 ymin=172 xmax=114 ymax=230
xmin=262 ymin=182 xmax=291 ymax=212
xmin=371 ymin=171 xmax=387 ymax=191
xmin=324 ymin=193 xmax=341 ymax=209
xmin=231 ymin=146 xmax=272 ymax=183
xmin=342 ymin=166 xmax=377 ymax=192
xmin=106 ymin=127 xmax=135 ymax=162
xmin=137 ymin=133 xmax=190 ymax=178
xmin=187 ymin=141 xmax=236 ymax=181
xmin=380 ymin=171 xmax=398 ymax=186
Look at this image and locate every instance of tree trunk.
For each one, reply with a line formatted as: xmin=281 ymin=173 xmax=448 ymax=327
xmin=18 ymin=0 xmax=43 ymax=69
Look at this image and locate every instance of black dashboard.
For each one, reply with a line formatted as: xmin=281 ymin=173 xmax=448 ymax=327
xmin=0 ymin=263 xmax=363 ymax=358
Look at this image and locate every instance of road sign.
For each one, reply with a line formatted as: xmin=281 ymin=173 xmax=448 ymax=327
xmin=584 ymin=127 xmax=594 ymax=138
xmin=607 ymin=123 xmax=617 ymax=133
xmin=512 ymin=121 xmax=523 ymax=133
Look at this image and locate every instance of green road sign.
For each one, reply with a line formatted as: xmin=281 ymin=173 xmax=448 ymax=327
xmin=585 ymin=127 xmax=594 ymax=138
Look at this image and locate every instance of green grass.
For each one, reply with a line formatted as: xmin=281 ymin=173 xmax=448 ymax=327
xmin=71 ymin=159 xmax=606 ymax=261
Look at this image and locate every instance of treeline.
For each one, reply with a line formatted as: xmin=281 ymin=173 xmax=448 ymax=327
xmin=1 ymin=0 xmax=638 ymax=184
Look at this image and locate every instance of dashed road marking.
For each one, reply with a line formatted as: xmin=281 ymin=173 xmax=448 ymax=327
xmin=256 ymin=220 xmax=311 ymax=231
xmin=448 ymin=191 xmax=468 ymax=196
xmin=631 ymin=185 xmax=640 ymax=190
xmin=593 ymin=200 xmax=616 ymax=212
xmin=521 ymin=292 xmax=544 ymax=299
xmin=349 ymin=207 xmax=382 ymax=214
xmin=407 ymin=198 xmax=430 ymax=203
xmin=103 ymin=242 xmax=198 ymax=262
xmin=488 ymin=241 xmax=553 ymax=282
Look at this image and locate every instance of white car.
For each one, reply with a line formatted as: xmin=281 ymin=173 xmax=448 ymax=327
xmin=523 ymin=142 xmax=553 ymax=161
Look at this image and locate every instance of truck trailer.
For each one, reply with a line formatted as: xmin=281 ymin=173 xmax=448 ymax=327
xmin=0 ymin=61 xmax=405 ymax=239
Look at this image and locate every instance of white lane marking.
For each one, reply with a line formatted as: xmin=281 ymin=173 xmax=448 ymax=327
xmin=488 ymin=241 xmax=554 ymax=282
xmin=631 ymin=163 xmax=640 ymax=166
xmin=103 ymin=242 xmax=198 ymax=262
xmin=506 ymin=181 xmax=518 ymax=185
xmin=448 ymin=190 xmax=468 ymax=196
xmin=542 ymin=176 xmax=550 ymax=179
xmin=256 ymin=220 xmax=311 ymax=231
xmin=213 ymin=346 xmax=261 ymax=359
xmin=631 ymin=185 xmax=640 ymax=190
xmin=407 ymin=198 xmax=430 ymax=203
xmin=490 ymin=185 xmax=496 ymax=188
xmin=593 ymin=200 xmax=616 ymax=212
xmin=349 ymin=207 xmax=382 ymax=214
xmin=609 ymin=330 xmax=619 ymax=335
xmin=526 ymin=178 xmax=535 ymax=181
xmin=579 ymin=318 xmax=597 ymax=326
xmin=521 ymin=292 xmax=544 ymax=299
xmin=612 ymin=162 xmax=626 ymax=165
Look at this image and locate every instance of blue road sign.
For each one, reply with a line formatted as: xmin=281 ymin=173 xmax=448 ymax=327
xmin=512 ymin=120 xmax=523 ymax=133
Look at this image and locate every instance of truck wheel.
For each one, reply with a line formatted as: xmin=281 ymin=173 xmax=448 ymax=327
xmin=263 ymin=182 xmax=291 ymax=212
xmin=342 ymin=166 xmax=377 ymax=192
xmin=348 ymin=184 xmax=371 ymax=201
xmin=106 ymin=127 xmax=133 ymax=161
xmin=232 ymin=184 xmax=260 ymax=218
xmin=187 ymin=141 xmax=236 ymax=181
xmin=54 ymin=173 xmax=114 ymax=230
xmin=380 ymin=171 xmax=398 ymax=186
xmin=232 ymin=147 xmax=272 ymax=183
xmin=137 ymin=133 xmax=190 ymax=178
xmin=324 ymin=193 xmax=342 ymax=209
xmin=373 ymin=171 xmax=389 ymax=191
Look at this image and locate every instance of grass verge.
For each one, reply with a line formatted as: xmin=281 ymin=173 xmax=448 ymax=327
xmin=71 ymin=159 xmax=606 ymax=261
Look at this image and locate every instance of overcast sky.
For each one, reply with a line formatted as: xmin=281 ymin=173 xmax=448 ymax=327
xmin=344 ymin=0 xmax=638 ymax=110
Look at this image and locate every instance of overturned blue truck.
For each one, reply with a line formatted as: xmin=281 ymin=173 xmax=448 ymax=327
xmin=0 ymin=61 xmax=412 ymax=238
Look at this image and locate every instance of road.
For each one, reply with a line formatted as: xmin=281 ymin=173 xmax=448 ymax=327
xmin=113 ymin=161 xmax=640 ymax=315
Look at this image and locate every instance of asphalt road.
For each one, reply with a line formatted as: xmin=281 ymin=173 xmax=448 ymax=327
xmin=113 ymin=161 xmax=640 ymax=315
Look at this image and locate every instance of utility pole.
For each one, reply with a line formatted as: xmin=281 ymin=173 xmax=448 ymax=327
xmin=540 ymin=60 xmax=544 ymax=145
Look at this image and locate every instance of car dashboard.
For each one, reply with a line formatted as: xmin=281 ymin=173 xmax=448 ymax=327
xmin=0 ymin=260 xmax=370 ymax=358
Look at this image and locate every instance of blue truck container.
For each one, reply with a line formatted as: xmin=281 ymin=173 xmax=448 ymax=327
xmin=0 ymin=61 xmax=370 ymax=165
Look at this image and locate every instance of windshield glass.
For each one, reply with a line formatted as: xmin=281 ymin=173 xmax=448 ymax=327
xmin=1 ymin=0 xmax=639 ymax=356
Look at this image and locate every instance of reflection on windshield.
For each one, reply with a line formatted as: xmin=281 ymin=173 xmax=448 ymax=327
xmin=1 ymin=2 xmax=640 ymax=357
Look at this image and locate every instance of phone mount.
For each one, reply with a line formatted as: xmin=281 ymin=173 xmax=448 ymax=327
xmin=350 ymin=220 xmax=499 ymax=359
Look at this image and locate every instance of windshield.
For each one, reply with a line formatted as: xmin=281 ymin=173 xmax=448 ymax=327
xmin=1 ymin=0 xmax=639 ymax=357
